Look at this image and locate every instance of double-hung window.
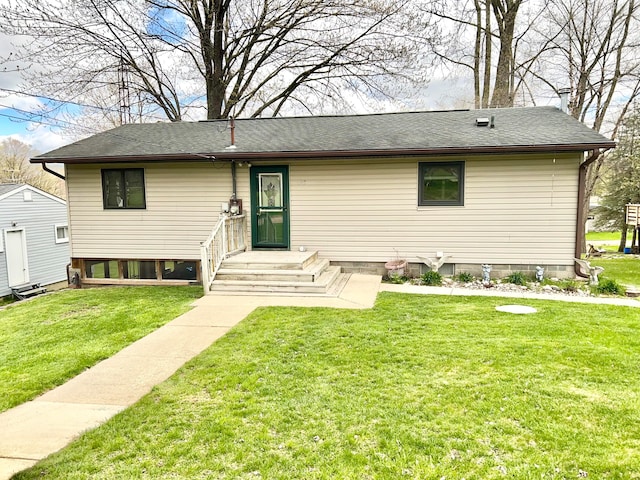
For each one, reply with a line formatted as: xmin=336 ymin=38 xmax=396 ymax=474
xmin=418 ymin=161 xmax=465 ymax=206
xmin=102 ymin=169 xmax=146 ymax=209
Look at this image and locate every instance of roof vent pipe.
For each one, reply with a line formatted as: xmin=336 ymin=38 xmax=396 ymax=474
xmin=225 ymin=116 xmax=237 ymax=150
xmin=558 ymin=88 xmax=571 ymax=114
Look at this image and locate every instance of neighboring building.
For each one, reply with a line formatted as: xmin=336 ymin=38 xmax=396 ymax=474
xmin=0 ymin=184 xmax=70 ymax=296
xmin=586 ymin=195 xmax=600 ymax=233
xmin=31 ymin=106 xmax=614 ymax=285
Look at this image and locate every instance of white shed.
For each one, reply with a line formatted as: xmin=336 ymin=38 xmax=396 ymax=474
xmin=0 ymin=184 xmax=70 ymax=297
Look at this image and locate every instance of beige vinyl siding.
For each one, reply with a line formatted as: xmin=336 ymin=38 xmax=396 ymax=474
xmin=67 ymin=152 xmax=580 ymax=267
xmin=67 ymin=162 xmax=249 ymax=259
xmin=287 ymin=153 xmax=580 ymax=266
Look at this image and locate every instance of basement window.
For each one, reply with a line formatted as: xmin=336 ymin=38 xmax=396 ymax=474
xmin=418 ymin=161 xmax=465 ymax=206
xmin=85 ymin=260 xmax=119 ymax=279
xmin=123 ymin=260 xmax=157 ymax=279
xmin=102 ymin=168 xmax=146 ymax=209
xmin=161 ymin=261 xmax=197 ymax=280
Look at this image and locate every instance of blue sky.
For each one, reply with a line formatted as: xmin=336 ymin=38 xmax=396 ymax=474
xmin=0 ymin=101 xmax=70 ymax=154
xmin=0 ymin=98 xmax=69 ymax=154
xmin=0 ymin=31 xmax=70 ymax=154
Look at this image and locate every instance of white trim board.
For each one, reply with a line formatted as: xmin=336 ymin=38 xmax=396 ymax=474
xmin=0 ymin=184 xmax=66 ymax=205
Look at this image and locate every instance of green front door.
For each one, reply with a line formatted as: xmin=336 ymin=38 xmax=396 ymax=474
xmin=251 ymin=166 xmax=290 ymax=249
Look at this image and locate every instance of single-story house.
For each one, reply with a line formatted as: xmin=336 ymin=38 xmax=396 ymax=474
xmin=0 ymin=183 xmax=70 ymax=296
xmin=31 ymin=106 xmax=614 ymax=287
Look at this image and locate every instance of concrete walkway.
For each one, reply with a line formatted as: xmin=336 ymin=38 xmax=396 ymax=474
xmin=2 ymin=274 xmax=638 ymax=479
xmin=0 ymin=274 xmax=380 ymax=480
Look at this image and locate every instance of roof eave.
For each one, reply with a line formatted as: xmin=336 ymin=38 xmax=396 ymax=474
xmin=31 ymin=142 xmax=616 ymax=164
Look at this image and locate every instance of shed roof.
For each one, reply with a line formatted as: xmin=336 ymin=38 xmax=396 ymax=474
xmin=32 ymin=106 xmax=615 ymax=164
xmin=0 ymin=184 xmax=23 ymax=196
xmin=0 ymin=183 xmax=66 ymax=204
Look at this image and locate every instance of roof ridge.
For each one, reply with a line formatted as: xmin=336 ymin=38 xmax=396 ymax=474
xmin=32 ymin=106 xmax=613 ymax=163
xmin=191 ymin=105 xmax=559 ymax=124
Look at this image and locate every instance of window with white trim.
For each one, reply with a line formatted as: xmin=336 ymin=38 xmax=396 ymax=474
xmin=55 ymin=224 xmax=69 ymax=243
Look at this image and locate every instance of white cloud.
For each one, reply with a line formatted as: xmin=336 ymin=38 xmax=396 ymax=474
xmin=0 ymin=126 xmax=68 ymax=154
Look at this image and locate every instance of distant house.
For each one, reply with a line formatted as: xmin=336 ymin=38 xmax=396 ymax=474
xmin=31 ymin=106 xmax=614 ymax=287
xmin=0 ymin=184 xmax=70 ymax=296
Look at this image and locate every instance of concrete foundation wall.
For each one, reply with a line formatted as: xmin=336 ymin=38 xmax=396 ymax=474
xmin=332 ymin=261 xmax=575 ymax=280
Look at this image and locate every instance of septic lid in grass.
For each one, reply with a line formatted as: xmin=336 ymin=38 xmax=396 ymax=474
xmin=495 ymin=305 xmax=537 ymax=314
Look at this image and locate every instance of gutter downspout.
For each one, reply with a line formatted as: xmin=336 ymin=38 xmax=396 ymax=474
xmin=231 ymin=160 xmax=237 ymax=199
xmin=226 ymin=116 xmax=238 ymax=200
xmin=42 ymin=163 xmax=65 ymax=180
xmin=575 ymin=148 xmax=611 ymax=277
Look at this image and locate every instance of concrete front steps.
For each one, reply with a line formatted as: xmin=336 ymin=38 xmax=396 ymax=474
xmin=209 ymin=250 xmax=350 ymax=296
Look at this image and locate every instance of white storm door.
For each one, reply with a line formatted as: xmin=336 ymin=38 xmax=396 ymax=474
xmin=5 ymin=228 xmax=29 ymax=287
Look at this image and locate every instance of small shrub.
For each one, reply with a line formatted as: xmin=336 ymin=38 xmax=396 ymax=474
xmin=505 ymin=271 xmax=528 ymax=286
xmin=0 ymin=295 xmax=15 ymax=307
xmin=593 ymin=278 xmax=626 ymax=296
xmin=559 ymin=279 xmax=580 ymax=293
xmin=456 ymin=272 xmax=474 ymax=283
xmin=387 ymin=274 xmax=408 ymax=284
xmin=421 ymin=270 xmax=443 ymax=286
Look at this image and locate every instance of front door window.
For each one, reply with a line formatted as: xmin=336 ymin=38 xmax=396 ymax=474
xmin=260 ymin=174 xmax=282 ymax=208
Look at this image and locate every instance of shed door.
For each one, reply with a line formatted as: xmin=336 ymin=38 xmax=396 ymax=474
xmin=5 ymin=229 xmax=29 ymax=287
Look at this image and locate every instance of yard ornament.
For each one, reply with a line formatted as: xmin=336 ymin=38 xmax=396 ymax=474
xmin=417 ymin=254 xmax=452 ymax=272
xmin=481 ymin=264 xmax=492 ymax=285
xmin=535 ymin=266 xmax=544 ymax=282
xmin=574 ymin=258 xmax=604 ymax=285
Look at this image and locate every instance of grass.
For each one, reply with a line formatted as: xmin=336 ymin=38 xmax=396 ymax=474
xmin=589 ymin=257 xmax=640 ymax=288
xmin=0 ymin=286 xmax=201 ymax=413
xmin=16 ymin=293 xmax=640 ymax=479
xmin=585 ymin=231 xmax=622 ymax=243
xmin=0 ymin=295 xmax=16 ymax=307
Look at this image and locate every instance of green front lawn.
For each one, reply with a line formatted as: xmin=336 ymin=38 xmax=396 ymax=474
xmin=0 ymin=286 xmax=201 ymax=413
xmin=585 ymin=231 xmax=622 ymax=243
xmin=589 ymin=257 xmax=640 ymax=288
xmin=17 ymin=293 xmax=640 ymax=479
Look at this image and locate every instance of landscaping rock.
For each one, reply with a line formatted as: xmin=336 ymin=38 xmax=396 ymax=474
xmin=408 ymin=277 xmax=594 ymax=297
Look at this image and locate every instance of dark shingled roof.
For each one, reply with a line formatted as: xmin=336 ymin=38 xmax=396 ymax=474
xmin=32 ymin=107 xmax=615 ymax=164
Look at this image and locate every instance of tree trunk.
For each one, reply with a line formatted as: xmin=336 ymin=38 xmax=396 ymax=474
xmin=489 ymin=0 xmax=519 ymax=108
xmin=197 ymin=0 xmax=227 ymax=120
xmin=619 ymin=227 xmax=628 ymax=252
xmin=473 ymin=0 xmax=482 ymax=109
xmin=482 ymin=0 xmax=492 ymax=108
xmin=209 ymin=0 xmax=226 ymax=119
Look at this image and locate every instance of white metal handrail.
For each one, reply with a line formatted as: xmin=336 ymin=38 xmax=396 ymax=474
xmin=200 ymin=214 xmax=247 ymax=293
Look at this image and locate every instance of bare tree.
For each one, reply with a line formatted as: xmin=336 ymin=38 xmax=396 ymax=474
xmin=2 ymin=0 xmax=185 ymax=122
xmin=0 ymin=139 xmax=64 ymax=197
xmin=1 ymin=0 xmax=424 ymax=122
xmin=424 ymin=0 xmax=533 ymax=109
xmin=529 ymin=0 xmax=640 ymax=252
xmin=534 ymin=0 xmax=640 ymax=133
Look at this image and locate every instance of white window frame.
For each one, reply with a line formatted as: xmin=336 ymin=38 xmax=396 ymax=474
xmin=54 ymin=224 xmax=69 ymax=244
